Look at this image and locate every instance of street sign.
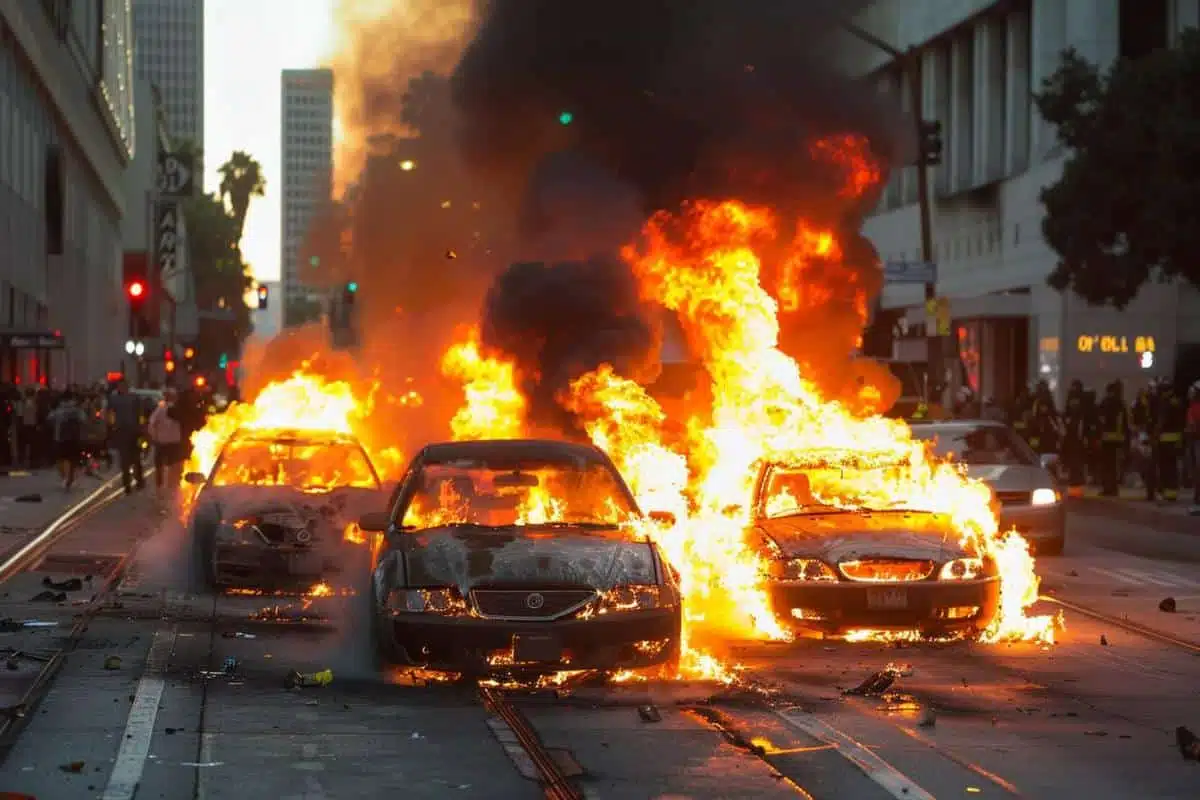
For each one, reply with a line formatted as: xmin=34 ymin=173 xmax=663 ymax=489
xmin=157 ymin=202 xmax=180 ymax=278
xmin=2 ymin=331 xmax=64 ymax=349
xmin=156 ymin=151 xmax=195 ymax=197
xmin=883 ymin=259 xmax=937 ymax=284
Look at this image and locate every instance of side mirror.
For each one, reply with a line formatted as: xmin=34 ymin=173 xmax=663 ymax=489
xmin=1039 ymin=453 xmax=1059 ymax=471
xmin=647 ymin=510 xmax=677 ymax=527
xmin=358 ymin=511 xmax=391 ymax=532
xmin=184 ymin=472 xmax=206 ymax=486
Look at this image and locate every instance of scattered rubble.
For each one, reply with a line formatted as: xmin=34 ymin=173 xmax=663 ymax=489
xmin=1159 ymin=597 xmax=1177 ymax=613
xmin=104 ymin=656 xmax=122 ymax=670
xmin=14 ymin=494 xmax=42 ymax=503
xmin=1100 ymin=635 xmax=1109 ymax=646
xmin=638 ymin=704 xmax=662 ymax=723
xmin=1177 ymin=726 xmax=1200 ymax=760
xmin=42 ymin=576 xmax=83 ymax=592
xmin=59 ymin=761 xmax=85 ymax=773
xmin=287 ymin=669 xmax=333 ymax=688
xmin=30 ymin=590 xmax=66 ymax=603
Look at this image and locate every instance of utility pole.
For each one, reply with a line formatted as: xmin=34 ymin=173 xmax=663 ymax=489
xmin=837 ymin=21 xmax=944 ymax=406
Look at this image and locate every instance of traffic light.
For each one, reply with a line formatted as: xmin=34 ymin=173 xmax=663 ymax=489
xmin=165 ymin=360 xmax=176 ymax=373
xmin=194 ymin=375 xmax=207 ymax=388
xmin=344 ymin=281 xmax=358 ymax=306
xmin=257 ymin=285 xmax=269 ymax=310
xmin=218 ymin=353 xmax=228 ymax=369
xmin=127 ymin=279 xmax=146 ymax=302
xmin=184 ymin=346 xmax=195 ymax=360
xmin=558 ymin=110 xmax=574 ymax=126
xmin=919 ymin=120 xmax=944 ymax=166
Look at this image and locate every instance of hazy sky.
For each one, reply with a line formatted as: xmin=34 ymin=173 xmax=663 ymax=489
xmin=203 ymin=0 xmax=337 ymax=283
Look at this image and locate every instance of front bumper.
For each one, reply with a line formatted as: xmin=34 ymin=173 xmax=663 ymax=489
xmin=768 ymin=576 xmax=1001 ymax=637
xmin=213 ymin=542 xmax=341 ymax=587
xmin=999 ymin=503 xmax=1066 ymax=550
xmin=383 ymin=608 xmax=681 ymax=673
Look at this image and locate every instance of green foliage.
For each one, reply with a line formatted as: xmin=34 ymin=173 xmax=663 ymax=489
xmin=183 ymin=190 xmax=254 ymax=366
xmin=218 ymin=151 xmax=266 ymax=240
xmin=1034 ymin=31 xmax=1200 ymax=308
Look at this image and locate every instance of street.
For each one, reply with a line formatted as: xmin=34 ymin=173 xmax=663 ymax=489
xmin=0 ymin=486 xmax=1193 ymax=799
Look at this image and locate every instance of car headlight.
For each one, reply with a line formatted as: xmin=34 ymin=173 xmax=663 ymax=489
xmin=386 ymin=587 xmax=469 ymax=616
xmin=1031 ymin=488 xmax=1060 ymax=506
xmin=599 ymin=585 xmax=672 ymax=613
xmin=939 ymin=557 xmax=985 ymax=581
xmin=780 ymin=559 xmax=838 ymax=582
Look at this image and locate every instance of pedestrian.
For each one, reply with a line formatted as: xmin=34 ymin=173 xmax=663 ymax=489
xmin=47 ymin=391 xmax=87 ymax=490
xmin=17 ymin=387 xmax=38 ymax=467
xmin=1132 ymin=383 xmax=1157 ymax=498
xmin=1097 ymin=381 xmax=1129 ymax=497
xmin=1154 ymin=379 xmax=1186 ymax=503
xmin=107 ymin=379 xmax=145 ymax=494
xmin=147 ymin=388 xmax=183 ymax=496
xmin=1061 ymin=380 xmax=1089 ymax=497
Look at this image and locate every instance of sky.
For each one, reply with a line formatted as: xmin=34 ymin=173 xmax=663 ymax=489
xmin=203 ymin=0 xmax=338 ymax=283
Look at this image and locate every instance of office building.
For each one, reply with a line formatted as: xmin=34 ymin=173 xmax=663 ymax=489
xmin=280 ymin=68 xmax=334 ymax=322
xmin=845 ymin=0 xmax=1200 ymax=401
xmin=0 ymin=1 xmax=137 ymax=383
xmin=132 ymin=0 xmax=204 ymax=163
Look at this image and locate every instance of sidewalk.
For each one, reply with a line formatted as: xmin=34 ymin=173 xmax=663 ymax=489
xmin=0 ymin=468 xmax=119 ymax=556
xmin=1067 ymin=485 xmax=1199 ymax=534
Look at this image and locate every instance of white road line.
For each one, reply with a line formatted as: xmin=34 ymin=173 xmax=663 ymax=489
xmin=102 ymin=626 xmax=177 ymax=800
xmin=1091 ymin=567 xmax=1141 ymax=585
xmin=775 ymin=708 xmax=933 ymax=800
xmin=196 ymin=731 xmax=217 ymax=800
xmin=1116 ymin=568 xmax=1178 ymax=587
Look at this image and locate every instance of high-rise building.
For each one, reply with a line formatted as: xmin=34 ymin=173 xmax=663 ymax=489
xmin=132 ymin=0 xmax=204 ymax=158
xmin=0 ymin=2 xmax=137 ymax=384
xmin=280 ymin=68 xmax=334 ymax=323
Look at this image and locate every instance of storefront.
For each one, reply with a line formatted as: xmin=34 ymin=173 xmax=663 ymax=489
xmin=0 ymin=330 xmax=66 ymax=386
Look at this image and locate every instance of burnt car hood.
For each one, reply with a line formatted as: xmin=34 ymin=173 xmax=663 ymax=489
xmin=400 ymin=525 xmax=657 ymax=594
xmin=964 ymin=464 xmax=1051 ymax=492
xmin=756 ymin=511 xmax=968 ymax=563
xmin=200 ymin=485 xmax=382 ymax=523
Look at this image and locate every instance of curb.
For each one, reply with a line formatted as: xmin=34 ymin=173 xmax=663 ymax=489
xmin=1067 ymin=496 xmax=1200 ymax=535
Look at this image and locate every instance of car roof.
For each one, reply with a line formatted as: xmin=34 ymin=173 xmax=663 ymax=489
xmin=418 ymin=438 xmax=609 ymax=466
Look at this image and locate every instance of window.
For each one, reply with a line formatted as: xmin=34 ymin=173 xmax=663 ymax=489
xmin=1119 ymin=0 xmax=1168 ymax=60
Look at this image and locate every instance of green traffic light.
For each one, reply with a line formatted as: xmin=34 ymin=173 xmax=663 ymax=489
xmin=558 ymin=111 xmax=573 ymax=126
xmin=218 ymin=353 xmax=228 ymax=368
xmin=309 ymin=256 xmax=320 ymax=267
xmin=347 ymin=281 xmax=358 ymax=293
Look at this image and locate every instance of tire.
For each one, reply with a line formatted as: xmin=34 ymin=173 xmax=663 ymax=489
xmin=187 ymin=520 xmax=217 ymax=592
xmin=368 ymin=580 xmax=408 ymax=666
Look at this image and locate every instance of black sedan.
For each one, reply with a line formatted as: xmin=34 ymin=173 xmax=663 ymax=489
xmin=358 ymin=439 xmax=683 ymax=676
xmin=186 ymin=428 xmax=385 ymax=589
xmin=748 ymin=459 xmax=1001 ymax=639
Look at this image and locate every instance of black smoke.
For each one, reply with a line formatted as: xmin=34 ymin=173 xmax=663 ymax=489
xmin=453 ymin=0 xmax=900 ymax=425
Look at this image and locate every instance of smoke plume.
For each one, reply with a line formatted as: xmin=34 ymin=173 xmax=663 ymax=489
xmin=451 ymin=0 xmax=905 ymax=414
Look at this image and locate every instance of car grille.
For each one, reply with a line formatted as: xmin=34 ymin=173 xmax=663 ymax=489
xmin=995 ymin=491 xmax=1031 ymax=506
xmin=838 ymin=559 xmax=936 ymax=582
xmin=471 ymin=588 xmax=597 ymax=620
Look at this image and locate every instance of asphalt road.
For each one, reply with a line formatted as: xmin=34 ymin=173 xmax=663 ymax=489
xmin=0 ymin=499 xmax=1198 ymax=799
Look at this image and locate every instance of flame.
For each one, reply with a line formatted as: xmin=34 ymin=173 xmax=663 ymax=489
xmin=439 ymin=326 xmax=525 ymax=441
xmin=181 ymin=367 xmax=409 ymax=516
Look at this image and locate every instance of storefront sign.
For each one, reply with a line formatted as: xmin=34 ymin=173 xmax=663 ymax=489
xmin=1076 ymin=334 xmax=1155 ymax=354
xmin=1 ymin=332 xmax=65 ymax=349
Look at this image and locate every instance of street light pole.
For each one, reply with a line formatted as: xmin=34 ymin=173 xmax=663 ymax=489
xmin=838 ymin=21 xmax=942 ymax=406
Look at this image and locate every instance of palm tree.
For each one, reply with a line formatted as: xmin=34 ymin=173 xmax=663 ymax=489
xmin=217 ymin=151 xmax=266 ymax=241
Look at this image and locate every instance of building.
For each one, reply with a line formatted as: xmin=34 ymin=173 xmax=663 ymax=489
xmin=0 ymin=1 xmax=137 ymax=385
xmin=131 ymin=0 xmax=203 ymax=168
xmin=280 ymin=68 xmax=334 ymax=323
xmin=844 ymin=0 xmax=1200 ymax=403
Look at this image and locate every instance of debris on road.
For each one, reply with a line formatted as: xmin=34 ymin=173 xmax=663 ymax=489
xmin=222 ymin=657 xmax=239 ymax=674
xmin=104 ymin=655 xmax=122 ymax=670
xmin=844 ymin=668 xmax=898 ymax=696
xmin=1177 ymin=726 xmax=1200 ymax=760
xmin=0 ymin=619 xmax=58 ymax=631
xmin=42 ymin=576 xmax=83 ymax=592
xmin=287 ymin=668 xmax=333 ymax=688
xmin=30 ymin=590 xmax=66 ymax=603
xmin=222 ymin=631 xmax=256 ymax=639
xmin=1067 ymin=570 xmax=1079 ymax=577
xmin=884 ymin=662 xmax=914 ymax=677
xmin=638 ymin=704 xmax=662 ymax=723
xmin=1100 ymin=635 xmax=1109 ymax=646
xmin=59 ymin=761 xmax=85 ymax=773
xmin=1159 ymin=597 xmax=1177 ymax=613
xmin=14 ymin=494 xmax=42 ymax=503
xmin=1084 ymin=730 xmax=1108 ymax=737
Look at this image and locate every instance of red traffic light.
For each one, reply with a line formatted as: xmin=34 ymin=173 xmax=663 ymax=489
xmin=257 ymin=286 xmax=268 ymax=298
xmin=127 ymin=280 xmax=146 ymax=299
xmin=194 ymin=375 xmax=207 ymax=388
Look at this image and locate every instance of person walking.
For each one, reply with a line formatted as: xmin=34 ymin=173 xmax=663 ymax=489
xmin=47 ymin=391 xmax=87 ymax=490
xmin=107 ymin=379 xmax=145 ymax=494
xmin=147 ymin=389 xmax=183 ymax=497
xmin=1097 ymin=381 xmax=1129 ymax=497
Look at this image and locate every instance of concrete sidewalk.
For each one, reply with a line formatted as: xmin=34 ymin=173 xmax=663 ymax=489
xmin=1068 ymin=485 xmax=1199 ymax=534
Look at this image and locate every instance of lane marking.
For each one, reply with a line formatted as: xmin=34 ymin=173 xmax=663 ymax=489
xmin=1118 ymin=568 xmax=1176 ymax=587
xmin=102 ymin=626 xmax=177 ymax=800
xmin=775 ymin=708 xmax=933 ymax=800
xmin=1091 ymin=567 xmax=1139 ymax=585
xmin=196 ymin=731 xmax=217 ymax=800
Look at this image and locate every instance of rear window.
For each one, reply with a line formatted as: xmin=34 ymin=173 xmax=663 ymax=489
xmin=910 ymin=425 xmax=1037 ymax=467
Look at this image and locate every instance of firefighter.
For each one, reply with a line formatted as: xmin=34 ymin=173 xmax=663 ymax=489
xmin=1027 ymin=381 xmax=1060 ymax=455
xmin=1131 ymin=384 xmax=1156 ymax=499
xmin=1154 ymin=379 xmax=1186 ymax=502
xmin=1061 ymin=380 xmax=1089 ymax=496
xmin=1009 ymin=385 xmax=1032 ymax=444
xmin=1097 ymin=380 xmax=1129 ymax=496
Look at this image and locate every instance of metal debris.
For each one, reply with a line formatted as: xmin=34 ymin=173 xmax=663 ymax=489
xmin=14 ymin=494 xmax=42 ymax=503
xmin=30 ymin=590 xmax=66 ymax=603
xmin=42 ymin=576 xmax=83 ymax=592
xmin=104 ymin=656 xmax=122 ymax=670
xmin=1100 ymin=635 xmax=1109 ymax=646
xmin=884 ymin=662 xmax=914 ymax=677
xmin=287 ymin=669 xmax=333 ymax=688
xmin=844 ymin=669 xmax=898 ymax=697
xmin=59 ymin=761 xmax=85 ymax=773
xmin=1177 ymin=726 xmax=1200 ymax=760
xmin=222 ymin=631 xmax=257 ymax=639
xmin=1159 ymin=597 xmax=1177 ymax=613
xmin=638 ymin=705 xmax=662 ymax=723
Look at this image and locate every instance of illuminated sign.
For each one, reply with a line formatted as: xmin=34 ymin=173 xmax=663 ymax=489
xmin=1076 ymin=335 xmax=1155 ymax=354
xmin=1039 ymin=336 xmax=1060 ymax=353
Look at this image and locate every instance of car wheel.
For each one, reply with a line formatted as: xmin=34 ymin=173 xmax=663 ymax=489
xmin=188 ymin=521 xmax=217 ymax=592
xmin=368 ymin=582 xmax=407 ymax=666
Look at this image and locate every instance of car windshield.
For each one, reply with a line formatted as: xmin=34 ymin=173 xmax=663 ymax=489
xmin=910 ymin=424 xmax=1037 ymax=466
xmin=759 ymin=463 xmax=929 ymax=519
xmin=401 ymin=457 xmax=636 ymax=528
xmin=211 ymin=438 xmax=379 ymax=491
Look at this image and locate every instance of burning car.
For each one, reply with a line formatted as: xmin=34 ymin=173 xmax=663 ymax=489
xmin=185 ymin=428 xmax=385 ymax=589
xmin=357 ymin=438 xmax=682 ymax=676
xmin=748 ymin=458 xmax=1001 ymax=640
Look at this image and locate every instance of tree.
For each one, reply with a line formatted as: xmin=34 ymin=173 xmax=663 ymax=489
xmin=217 ymin=151 xmax=266 ymax=240
xmin=1034 ymin=31 xmax=1200 ymax=308
xmin=183 ymin=191 xmax=254 ymax=367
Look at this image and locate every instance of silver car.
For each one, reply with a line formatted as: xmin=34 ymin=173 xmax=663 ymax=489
xmin=909 ymin=420 xmax=1066 ymax=555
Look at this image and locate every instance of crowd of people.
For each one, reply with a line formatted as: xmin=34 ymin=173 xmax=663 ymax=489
xmin=0 ymin=380 xmax=209 ymax=496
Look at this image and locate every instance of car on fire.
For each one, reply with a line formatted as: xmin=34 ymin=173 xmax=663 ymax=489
xmin=185 ymin=428 xmax=385 ymax=589
xmin=357 ymin=439 xmax=683 ymax=676
xmin=747 ymin=457 xmax=1001 ymax=640
xmin=908 ymin=420 xmax=1066 ymax=555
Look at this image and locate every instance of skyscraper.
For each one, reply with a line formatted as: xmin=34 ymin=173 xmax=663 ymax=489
xmin=132 ymin=0 xmax=204 ymax=155
xmin=280 ymin=68 xmax=334 ymax=321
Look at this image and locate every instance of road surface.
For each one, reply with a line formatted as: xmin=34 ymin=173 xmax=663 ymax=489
xmin=0 ymin=484 xmax=1196 ymax=799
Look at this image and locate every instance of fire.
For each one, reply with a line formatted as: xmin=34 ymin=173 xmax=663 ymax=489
xmin=180 ymin=367 xmax=409 ymax=516
xmin=439 ymin=327 xmax=525 ymax=441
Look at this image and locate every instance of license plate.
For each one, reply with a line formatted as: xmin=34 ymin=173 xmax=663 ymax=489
xmin=512 ymin=634 xmax=563 ymax=663
xmin=866 ymin=587 xmax=908 ymax=610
